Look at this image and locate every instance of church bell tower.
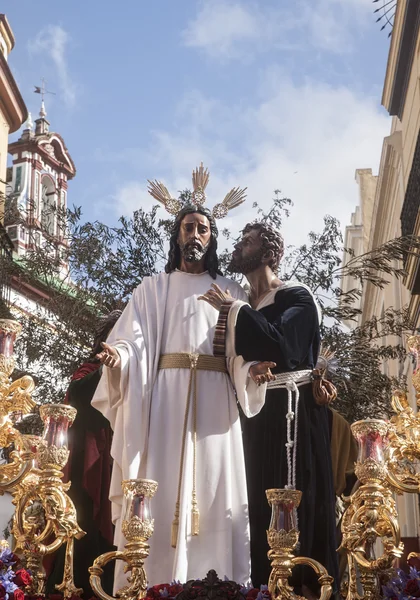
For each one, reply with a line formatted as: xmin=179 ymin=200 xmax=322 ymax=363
xmin=5 ymin=96 xmax=76 ymax=276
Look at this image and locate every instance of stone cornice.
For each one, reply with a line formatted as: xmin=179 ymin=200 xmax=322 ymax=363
xmin=0 ymin=15 xmax=15 ymax=52
xmin=9 ymin=134 xmax=76 ymax=178
xmin=382 ymin=0 xmax=420 ymax=118
xmin=0 ymin=50 xmax=27 ymax=132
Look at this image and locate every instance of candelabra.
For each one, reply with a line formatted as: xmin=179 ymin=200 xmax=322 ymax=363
xmin=12 ymin=403 xmax=85 ymax=598
xmin=340 ymin=419 xmax=403 ymax=600
xmin=89 ymin=478 xmax=158 ymax=600
xmin=266 ymin=488 xmax=333 ymax=600
xmin=0 ymin=319 xmax=36 ymax=490
xmin=385 ymin=335 xmax=420 ymax=493
xmin=0 ymin=317 xmax=85 ymax=598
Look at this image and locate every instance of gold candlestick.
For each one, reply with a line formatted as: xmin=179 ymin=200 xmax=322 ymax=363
xmin=0 ymin=319 xmax=36 ymax=491
xmin=340 ymin=419 xmax=403 ymax=600
xmin=266 ymin=488 xmax=333 ymax=600
xmin=13 ymin=404 xmax=85 ymax=598
xmin=89 ymin=478 xmax=158 ymax=600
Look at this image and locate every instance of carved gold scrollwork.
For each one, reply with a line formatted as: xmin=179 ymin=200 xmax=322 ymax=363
xmin=340 ymin=419 xmax=405 ymax=600
xmin=0 ymin=319 xmax=22 ymax=336
xmin=122 ymin=516 xmax=154 ymax=541
xmin=355 ymin=458 xmax=389 ymax=484
xmin=266 ymin=488 xmax=333 ymax=600
xmin=37 ymin=444 xmax=70 ymax=470
xmin=39 ymin=403 xmax=77 ymax=425
xmin=122 ymin=478 xmax=158 ymax=498
xmin=90 ymin=478 xmax=158 ymax=600
xmin=0 ymin=320 xmax=84 ymax=598
xmin=267 ymin=528 xmax=299 ymax=553
xmin=0 ymin=356 xmax=15 ymax=377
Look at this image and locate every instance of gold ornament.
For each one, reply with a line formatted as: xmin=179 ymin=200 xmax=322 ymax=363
xmin=340 ymin=419 xmax=404 ymax=599
xmin=266 ymin=488 xmax=333 ymax=600
xmin=90 ymin=478 xmax=158 ymax=600
xmin=147 ymin=163 xmax=247 ymax=220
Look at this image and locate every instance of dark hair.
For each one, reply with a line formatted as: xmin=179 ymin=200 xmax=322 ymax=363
xmin=90 ymin=309 xmax=122 ymax=359
xmin=242 ymin=222 xmax=284 ymax=273
xmin=165 ymin=205 xmax=221 ymax=279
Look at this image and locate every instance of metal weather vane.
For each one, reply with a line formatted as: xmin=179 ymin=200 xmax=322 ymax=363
xmin=373 ymin=0 xmax=397 ymax=37
xmin=34 ymin=77 xmax=56 ymax=116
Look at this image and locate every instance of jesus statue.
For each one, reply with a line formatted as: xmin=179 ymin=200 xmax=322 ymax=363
xmin=91 ymin=166 xmax=273 ymax=589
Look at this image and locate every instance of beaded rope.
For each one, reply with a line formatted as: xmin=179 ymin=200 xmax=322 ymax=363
xmin=267 ymin=370 xmax=312 ymax=490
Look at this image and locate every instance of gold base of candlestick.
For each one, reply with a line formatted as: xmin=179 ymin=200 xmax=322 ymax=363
xmin=0 ymin=321 xmax=85 ymax=599
xmin=89 ymin=540 xmax=151 ymax=600
xmin=340 ymin=420 xmax=403 ymax=600
xmin=55 ymin=537 xmax=84 ymax=598
xmin=266 ymin=489 xmax=333 ymax=600
xmin=13 ymin=409 xmax=86 ymax=599
xmin=24 ymin=548 xmax=47 ymax=596
xmin=89 ymin=479 xmax=158 ymax=600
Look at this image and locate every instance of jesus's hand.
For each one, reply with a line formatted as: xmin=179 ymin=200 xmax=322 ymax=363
xmin=249 ymin=361 xmax=276 ymax=386
xmin=198 ymin=283 xmax=233 ymax=311
xmin=96 ymin=342 xmax=121 ymax=369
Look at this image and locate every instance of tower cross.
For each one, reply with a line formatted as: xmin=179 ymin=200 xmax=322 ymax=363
xmin=34 ymin=78 xmax=56 ymax=117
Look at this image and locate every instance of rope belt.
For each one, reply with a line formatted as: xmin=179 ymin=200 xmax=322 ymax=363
xmin=267 ymin=370 xmax=312 ymax=492
xmin=158 ymin=353 xmax=227 ymax=548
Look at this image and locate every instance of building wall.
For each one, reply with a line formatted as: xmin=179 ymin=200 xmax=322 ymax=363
xmin=343 ymin=154 xmax=419 ymax=541
xmin=341 ymin=169 xmax=377 ymax=328
xmin=0 ymin=114 xmax=9 ymax=222
xmin=0 ymin=17 xmax=11 ymax=223
xmin=0 ymin=14 xmax=27 ymax=223
xmin=341 ymin=0 xmax=420 ymax=547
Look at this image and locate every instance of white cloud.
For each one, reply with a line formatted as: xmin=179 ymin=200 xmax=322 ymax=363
xmin=28 ymin=25 xmax=77 ymax=108
xmin=182 ymin=1 xmax=298 ymax=60
xmin=182 ymin=2 xmax=257 ymax=58
xmin=112 ymin=73 xmax=390 ymax=253
xmin=114 ymin=182 xmax=149 ymax=215
xmin=305 ymin=0 xmax=372 ymax=53
xmin=182 ymin=0 xmax=372 ymax=60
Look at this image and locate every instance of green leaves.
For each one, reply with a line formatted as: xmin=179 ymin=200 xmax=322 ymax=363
xmin=4 ymin=187 xmax=419 ymax=421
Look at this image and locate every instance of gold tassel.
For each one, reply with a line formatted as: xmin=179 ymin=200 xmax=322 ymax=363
xmin=171 ymin=503 xmax=180 ymax=548
xmin=191 ymin=494 xmax=200 ymax=536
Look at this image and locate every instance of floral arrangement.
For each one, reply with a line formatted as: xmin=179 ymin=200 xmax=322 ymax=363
xmin=143 ymin=583 xmax=185 ymax=599
xmin=0 ymin=543 xmax=31 ymax=600
xmin=383 ymin=558 xmax=420 ymax=599
xmin=37 ymin=595 xmax=98 ymax=600
xmin=143 ymin=581 xmax=272 ymax=600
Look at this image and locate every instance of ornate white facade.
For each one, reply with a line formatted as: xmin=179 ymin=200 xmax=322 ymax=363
xmin=6 ymin=105 xmax=75 ymax=277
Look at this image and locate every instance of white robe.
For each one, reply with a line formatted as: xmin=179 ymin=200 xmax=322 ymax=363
xmin=92 ymin=270 xmax=265 ymax=587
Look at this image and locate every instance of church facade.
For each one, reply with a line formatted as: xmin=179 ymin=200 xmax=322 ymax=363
xmin=0 ymin=13 xmax=27 ymax=306
xmin=6 ymin=104 xmax=75 ymax=279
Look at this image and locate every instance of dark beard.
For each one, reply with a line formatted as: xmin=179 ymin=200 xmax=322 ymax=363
xmin=179 ymin=240 xmax=210 ymax=263
xmin=228 ymin=248 xmax=264 ymax=274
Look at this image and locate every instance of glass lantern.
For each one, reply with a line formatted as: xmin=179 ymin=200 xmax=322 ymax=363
xmin=351 ymin=419 xmax=389 ymax=484
xmin=266 ymin=488 xmax=302 ymax=533
xmin=0 ymin=320 xmax=22 ymax=376
xmin=40 ymin=404 xmax=76 ymax=449
xmin=121 ymin=478 xmax=158 ymax=542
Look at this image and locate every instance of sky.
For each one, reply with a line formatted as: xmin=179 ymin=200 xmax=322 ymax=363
xmin=5 ymin=0 xmax=392 ymax=248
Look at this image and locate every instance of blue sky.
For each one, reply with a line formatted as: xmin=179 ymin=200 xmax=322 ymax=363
xmin=6 ymin=0 xmax=391 ymax=246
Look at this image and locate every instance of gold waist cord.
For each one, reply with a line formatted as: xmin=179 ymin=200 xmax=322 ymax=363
xmin=158 ymin=353 xmax=227 ymax=548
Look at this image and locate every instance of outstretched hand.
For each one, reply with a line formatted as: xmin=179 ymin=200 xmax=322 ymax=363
xmin=249 ymin=361 xmax=276 ymax=386
xmin=198 ymin=283 xmax=233 ymax=311
xmin=96 ymin=342 xmax=121 ymax=369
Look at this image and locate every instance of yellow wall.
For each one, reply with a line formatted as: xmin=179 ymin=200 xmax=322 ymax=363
xmin=342 ymin=1 xmax=420 ymax=539
xmin=0 ymin=109 xmax=9 ymax=223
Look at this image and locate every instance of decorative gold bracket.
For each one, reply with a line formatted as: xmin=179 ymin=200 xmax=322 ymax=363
xmin=266 ymin=489 xmax=333 ymax=600
xmin=89 ymin=478 xmax=158 ymax=600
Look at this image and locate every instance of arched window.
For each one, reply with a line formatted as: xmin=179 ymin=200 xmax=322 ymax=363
xmin=41 ymin=176 xmax=56 ymax=236
xmin=33 ymin=172 xmax=40 ymax=219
